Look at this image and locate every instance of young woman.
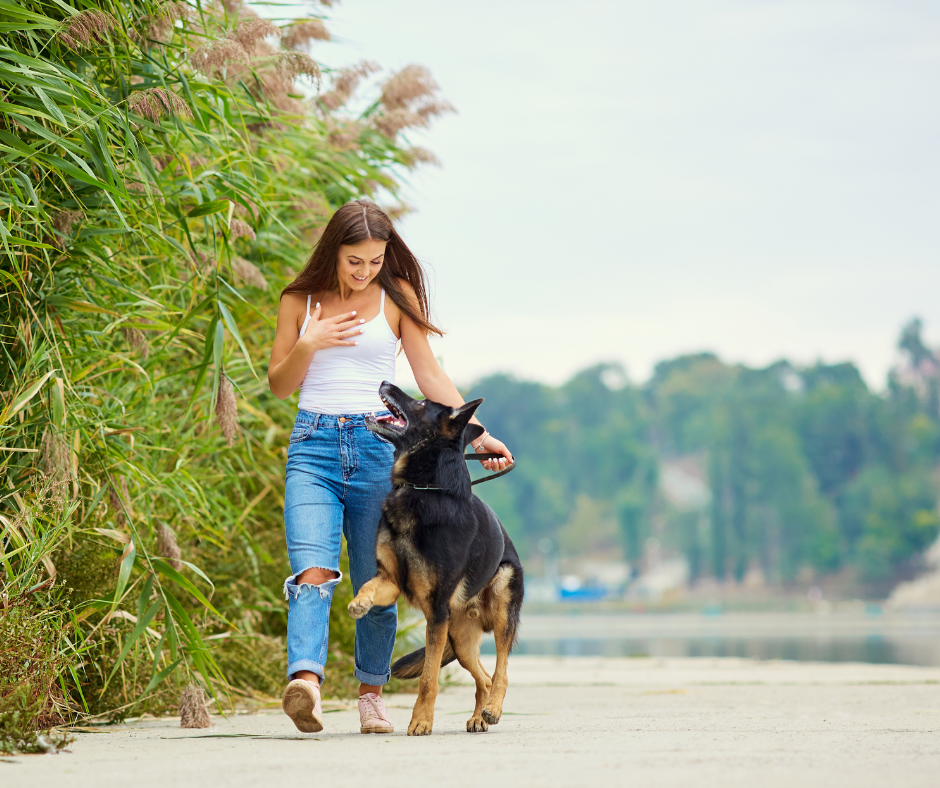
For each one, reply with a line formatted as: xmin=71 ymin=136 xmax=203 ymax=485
xmin=267 ymin=199 xmax=513 ymax=734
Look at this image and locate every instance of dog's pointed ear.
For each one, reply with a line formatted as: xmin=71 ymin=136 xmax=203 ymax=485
xmin=448 ymin=398 xmax=483 ymax=440
xmin=462 ymin=423 xmax=485 ymax=448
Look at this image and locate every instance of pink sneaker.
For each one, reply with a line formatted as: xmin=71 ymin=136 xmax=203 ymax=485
xmin=358 ymin=692 xmax=394 ymax=734
xmin=282 ymin=679 xmax=324 ymax=733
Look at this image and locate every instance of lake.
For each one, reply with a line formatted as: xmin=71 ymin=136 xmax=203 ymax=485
xmin=479 ymin=610 xmax=940 ymax=666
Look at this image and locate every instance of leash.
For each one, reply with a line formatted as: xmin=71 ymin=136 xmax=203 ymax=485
xmin=395 ymin=453 xmax=516 ymax=491
xmin=465 ymin=452 xmax=516 ymax=486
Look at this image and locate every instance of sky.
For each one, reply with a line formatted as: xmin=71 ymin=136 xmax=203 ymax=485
xmin=260 ymin=0 xmax=940 ymax=390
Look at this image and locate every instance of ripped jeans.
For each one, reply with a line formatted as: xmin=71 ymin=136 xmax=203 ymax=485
xmin=283 ymin=409 xmax=397 ymax=685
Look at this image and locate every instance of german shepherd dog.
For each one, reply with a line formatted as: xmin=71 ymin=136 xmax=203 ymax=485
xmin=348 ymin=381 xmax=524 ymax=736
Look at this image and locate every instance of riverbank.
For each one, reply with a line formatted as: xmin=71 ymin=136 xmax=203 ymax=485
xmin=5 ymin=655 xmax=939 ymax=787
xmin=500 ymin=610 xmax=940 ymax=665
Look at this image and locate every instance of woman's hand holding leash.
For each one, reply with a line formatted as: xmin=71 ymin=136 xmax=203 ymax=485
xmin=475 ymin=433 xmax=513 ymax=472
xmin=299 ymin=302 xmax=366 ymax=352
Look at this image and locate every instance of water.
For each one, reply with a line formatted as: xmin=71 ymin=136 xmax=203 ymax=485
xmin=479 ymin=611 xmax=940 ymax=666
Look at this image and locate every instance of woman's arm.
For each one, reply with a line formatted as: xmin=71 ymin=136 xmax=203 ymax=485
xmin=268 ymin=294 xmax=364 ymax=399
xmin=397 ymin=286 xmax=513 ymax=471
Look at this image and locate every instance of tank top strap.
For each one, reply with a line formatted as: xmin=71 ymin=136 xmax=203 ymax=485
xmin=380 ymin=288 xmax=386 ymax=313
xmin=299 ymin=294 xmax=313 ymax=337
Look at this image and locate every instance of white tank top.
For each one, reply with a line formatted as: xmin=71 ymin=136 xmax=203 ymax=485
xmin=297 ymin=289 xmax=398 ymax=414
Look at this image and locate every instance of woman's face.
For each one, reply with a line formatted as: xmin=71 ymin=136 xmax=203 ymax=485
xmin=336 ymin=239 xmax=387 ymax=293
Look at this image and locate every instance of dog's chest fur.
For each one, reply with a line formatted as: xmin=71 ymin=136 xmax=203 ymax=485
xmin=378 ymin=489 xmax=503 ymax=617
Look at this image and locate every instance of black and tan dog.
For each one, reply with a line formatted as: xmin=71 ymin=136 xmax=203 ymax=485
xmin=348 ymin=381 xmax=524 ymax=736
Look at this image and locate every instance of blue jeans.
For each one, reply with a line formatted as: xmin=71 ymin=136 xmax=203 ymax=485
xmin=282 ymin=410 xmax=397 ymax=685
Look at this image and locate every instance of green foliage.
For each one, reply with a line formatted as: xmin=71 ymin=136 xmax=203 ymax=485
xmin=0 ymin=600 xmax=72 ymax=754
xmin=843 ymin=467 xmax=940 ymax=581
xmin=469 ymin=330 xmax=940 ymax=588
xmin=0 ymin=685 xmax=72 ymax=755
xmin=469 ymin=365 xmax=658 ymax=553
xmin=1 ymin=0 xmax=442 ymax=729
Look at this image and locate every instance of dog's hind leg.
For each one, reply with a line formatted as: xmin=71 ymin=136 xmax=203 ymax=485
xmin=348 ymin=575 xmax=400 ymax=620
xmin=481 ymin=607 xmax=511 ymax=726
xmin=481 ymin=567 xmax=520 ymax=726
xmin=408 ymin=616 xmax=449 ymax=736
xmin=449 ymin=617 xmax=491 ymax=732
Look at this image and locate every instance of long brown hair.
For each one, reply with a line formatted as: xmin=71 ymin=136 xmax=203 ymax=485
xmin=281 ymin=199 xmax=442 ymax=336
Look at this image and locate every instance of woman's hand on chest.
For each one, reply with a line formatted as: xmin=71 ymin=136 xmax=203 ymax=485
xmin=298 ymin=300 xmax=366 ymax=352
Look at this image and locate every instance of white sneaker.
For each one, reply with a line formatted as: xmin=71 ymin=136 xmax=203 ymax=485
xmin=282 ymin=679 xmax=324 ymax=733
xmin=358 ymin=692 xmax=394 ymax=734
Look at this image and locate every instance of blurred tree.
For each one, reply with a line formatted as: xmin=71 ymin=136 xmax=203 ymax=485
xmin=466 ymin=321 xmax=939 ymax=591
xmin=896 ymin=318 xmax=940 ymax=420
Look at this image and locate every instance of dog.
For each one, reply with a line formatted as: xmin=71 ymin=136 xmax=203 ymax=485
xmin=348 ymin=381 xmax=524 ymax=736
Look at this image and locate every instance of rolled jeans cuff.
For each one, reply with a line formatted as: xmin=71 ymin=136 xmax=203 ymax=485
xmin=287 ymin=659 xmax=325 ymax=681
xmin=354 ymin=665 xmax=391 ymax=686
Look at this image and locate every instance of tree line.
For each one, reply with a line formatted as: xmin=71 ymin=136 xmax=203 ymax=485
xmin=468 ymin=320 xmax=940 ymax=589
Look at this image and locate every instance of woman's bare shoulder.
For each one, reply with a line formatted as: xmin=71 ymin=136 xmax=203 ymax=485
xmin=278 ymin=291 xmax=316 ymax=331
xmin=279 ymin=290 xmax=306 ymax=313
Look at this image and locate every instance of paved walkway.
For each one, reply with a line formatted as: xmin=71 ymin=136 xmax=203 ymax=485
xmin=4 ymin=656 xmax=939 ymax=788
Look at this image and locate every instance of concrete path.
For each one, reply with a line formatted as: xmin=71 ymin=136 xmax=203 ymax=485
xmin=4 ymin=656 xmax=939 ymax=788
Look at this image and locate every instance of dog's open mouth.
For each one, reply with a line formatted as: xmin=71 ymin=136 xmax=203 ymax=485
xmin=373 ymin=395 xmax=406 ymax=430
xmin=367 ymin=382 xmax=415 ymax=441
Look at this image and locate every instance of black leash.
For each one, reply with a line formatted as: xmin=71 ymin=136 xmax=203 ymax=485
xmin=395 ymin=453 xmax=516 ymax=491
xmin=465 ymin=452 xmax=516 ymax=486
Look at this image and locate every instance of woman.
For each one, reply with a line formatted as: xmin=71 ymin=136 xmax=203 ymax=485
xmin=267 ymin=199 xmax=513 ymax=735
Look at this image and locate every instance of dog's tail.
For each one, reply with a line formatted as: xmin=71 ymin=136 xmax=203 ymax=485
xmin=390 ymin=640 xmax=457 ymax=680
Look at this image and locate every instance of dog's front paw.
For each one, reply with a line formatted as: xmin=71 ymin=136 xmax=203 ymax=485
xmin=466 ymin=715 xmax=489 ymax=733
xmin=481 ymin=705 xmax=501 ymax=725
xmin=407 ymin=717 xmax=433 ymax=736
xmin=347 ymin=596 xmax=373 ymax=619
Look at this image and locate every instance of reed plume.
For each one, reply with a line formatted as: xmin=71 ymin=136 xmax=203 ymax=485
xmin=326 ymin=118 xmax=363 ymax=149
xmin=39 ymin=428 xmax=71 ymax=508
xmin=190 ymin=37 xmax=249 ymax=77
xmin=373 ymin=65 xmax=455 ymax=138
xmin=59 ymin=10 xmax=118 ymax=51
xmin=277 ymin=51 xmax=321 ymax=90
xmin=215 ymin=373 xmax=239 ymax=446
xmin=232 ymin=17 xmax=280 ymax=52
xmin=157 ymin=523 xmax=182 ymax=571
xmin=134 ymin=2 xmax=192 ymax=46
xmin=228 ymin=219 xmax=256 ymax=241
xmin=233 ymin=257 xmax=267 ymax=290
xmin=283 ymin=19 xmax=330 ymax=50
xmin=109 ymin=476 xmax=132 ymax=527
xmin=128 ymin=88 xmax=192 ymax=122
xmin=320 ymin=60 xmax=379 ymax=111
xmin=52 ymin=210 xmax=82 ymax=237
xmin=405 ymin=146 xmax=441 ymax=168
xmin=179 ymin=684 xmax=211 ymax=728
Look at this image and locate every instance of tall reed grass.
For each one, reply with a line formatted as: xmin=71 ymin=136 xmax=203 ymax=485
xmin=0 ymin=0 xmax=446 ymax=748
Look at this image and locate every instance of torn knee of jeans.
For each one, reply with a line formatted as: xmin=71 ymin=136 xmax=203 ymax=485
xmin=295 ymin=565 xmax=341 ymax=585
xmin=283 ymin=568 xmax=343 ymax=600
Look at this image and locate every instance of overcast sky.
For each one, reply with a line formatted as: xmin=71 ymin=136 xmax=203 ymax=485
xmin=264 ymin=0 xmax=940 ymax=390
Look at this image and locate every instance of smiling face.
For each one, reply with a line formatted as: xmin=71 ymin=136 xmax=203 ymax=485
xmin=336 ymin=238 xmax=387 ymax=293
